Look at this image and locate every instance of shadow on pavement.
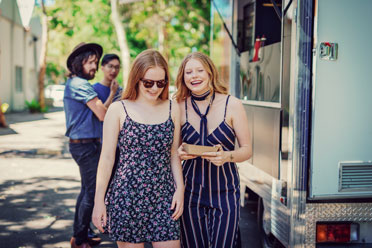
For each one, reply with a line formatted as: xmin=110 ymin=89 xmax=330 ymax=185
xmin=3 ymin=112 xmax=47 ymax=125
xmin=0 ymin=175 xmax=147 ymax=247
xmin=2 ymin=107 xmax=64 ymax=126
xmin=0 ymin=127 xmax=17 ymax=136
xmin=0 ymin=147 xmax=71 ymax=159
xmin=0 ymin=176 xmax=84 ymax=248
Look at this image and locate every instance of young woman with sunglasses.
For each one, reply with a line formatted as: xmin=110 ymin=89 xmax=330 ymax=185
xmin=174 ymin=52 xmax=252 ymax=248
xmin=92 ymin=49 xmax=184 ymax=248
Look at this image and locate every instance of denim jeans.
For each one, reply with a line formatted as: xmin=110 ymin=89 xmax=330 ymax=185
xmin=69 ymin=141 xmax=101 ymax=245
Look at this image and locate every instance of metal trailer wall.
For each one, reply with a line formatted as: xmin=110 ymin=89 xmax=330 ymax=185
xmin=302 ymin=0 xmax=372 ymax=246
xmin=292 ymin=0 xmax=372 ymax=247
xmin=310 ymin=0 xmax=372 ymax=199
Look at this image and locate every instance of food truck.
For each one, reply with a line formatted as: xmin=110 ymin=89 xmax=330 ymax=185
xmin=209 ymin=0 xmax=372 ymax=247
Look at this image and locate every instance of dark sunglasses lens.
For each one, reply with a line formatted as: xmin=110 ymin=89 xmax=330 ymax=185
xmin=142 ymin=79 xmax=167 ymax=88
xmin=156 ymin=80 xmax=167 ymax=88
xmin=142 ymin=80 xmax=154 ymax=88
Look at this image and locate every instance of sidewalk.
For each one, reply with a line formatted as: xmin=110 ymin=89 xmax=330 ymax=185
xmin=0 ymin=109 xmax=114 ymax=247
xmin=0 ymin=108 xmax=70 ymax=158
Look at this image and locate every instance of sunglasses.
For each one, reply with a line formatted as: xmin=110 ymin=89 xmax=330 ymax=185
xmin=140 ymin=78 xmax=168 ymax=88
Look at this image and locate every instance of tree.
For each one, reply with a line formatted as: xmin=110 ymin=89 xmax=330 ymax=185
xmin=111 ymin=0 xmax=130 ymax=86
xmin=43 ymin=0 xmax=211 ymax=85
xmin=38 ymin=0 xmax=48 ymax=109
xmin=120 ymin=0 xmax=210 ymax=80
xmin=45 ymin=0 xmax=122 ymax=84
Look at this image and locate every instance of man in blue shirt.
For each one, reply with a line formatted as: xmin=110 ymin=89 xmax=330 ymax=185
xmin=92 ymin=54 xmax=122 ymax=189
xmin=64 ymin=42 xmax=109 ymax=248
xmin=93 ymin=54 xmax=122 ymax=103
xmin=93 ymin=53 xmax=122 ymax=139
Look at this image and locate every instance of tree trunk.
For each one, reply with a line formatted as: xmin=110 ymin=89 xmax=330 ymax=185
xmin=162 ymin=23 xmax=169 ymax=61
xmin=110 ymin=0 xmax=130 ymax=87
xmin=158 ymin=17 xmax=165 ymax=56
xmin=157 ymin=0 xmax=168 ymax=60
xmin=38 ymin=0 xmax=48 ymax=109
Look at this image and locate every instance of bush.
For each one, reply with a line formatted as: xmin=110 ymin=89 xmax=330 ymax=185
xmin=25 ymin=99 xmax=48 ymax=113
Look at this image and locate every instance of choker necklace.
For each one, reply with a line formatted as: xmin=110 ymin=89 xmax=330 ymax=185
xmin=191 ymin=90 xmax=211 ymax=101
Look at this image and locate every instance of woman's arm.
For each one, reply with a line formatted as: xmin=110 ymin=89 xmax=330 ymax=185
xmin=226 ymin=96 xmax=252 ymax=162
xmin=202 ymin=96 xmax=252 ymax=165
xmin=87 ymin=97 xmax=107 ymax=121
xmin=92 ymin=102 xmax=121 ymax=232
xmin=170 ymin=100 xmax=185 ymax=220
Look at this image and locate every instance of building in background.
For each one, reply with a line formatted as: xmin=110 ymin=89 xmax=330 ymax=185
xmin=0 ymin=0 xmax=42 ymax=112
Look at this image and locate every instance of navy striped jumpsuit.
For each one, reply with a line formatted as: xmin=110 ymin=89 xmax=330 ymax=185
xmin=180 ymin=95 xmax=241 ymax=248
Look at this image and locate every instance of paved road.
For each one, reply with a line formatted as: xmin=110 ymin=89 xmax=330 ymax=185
xmin=0 ymin=109 xmax=260 ymax=248
xmin=0 ymin=157 xmax=115 ymax=248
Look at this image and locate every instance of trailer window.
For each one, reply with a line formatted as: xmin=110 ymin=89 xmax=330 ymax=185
xmin=238 ymin=0 xmax=282 ymax=103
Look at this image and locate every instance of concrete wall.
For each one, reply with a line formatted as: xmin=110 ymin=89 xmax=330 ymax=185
xmin=0 ymin=0 xmax=41 ymax=112
xmin=0 ymin=18 xmax=12 ymax=107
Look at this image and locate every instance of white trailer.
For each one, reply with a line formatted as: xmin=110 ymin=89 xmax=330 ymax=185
xmin=210 ymin=0 xmax=372 ymax=247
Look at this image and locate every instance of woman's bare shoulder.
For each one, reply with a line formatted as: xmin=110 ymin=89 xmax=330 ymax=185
xmin=107 ymin=101 xmax=126 ymax=117
xmin=214 ymin=93 xmax=241 ymax=105
xmin=227 ymin=95 xmax=242 ymax=106
xmin=109 ymin=100 xmax=124 ymax=111
xmin=170 ymin=99 xmax=181 ymax=115
xmin=173 ymin=98 xmax=185 ymax=106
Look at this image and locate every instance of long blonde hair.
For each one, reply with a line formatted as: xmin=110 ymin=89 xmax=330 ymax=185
xmin=122 ymin=49 xmax=169 ymax=100
xmin=174 ymin=52 xmax=228 ymax=102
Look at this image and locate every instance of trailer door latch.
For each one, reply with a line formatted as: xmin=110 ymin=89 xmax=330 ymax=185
xmin=319 ymin=42 xmax=338 ymax=61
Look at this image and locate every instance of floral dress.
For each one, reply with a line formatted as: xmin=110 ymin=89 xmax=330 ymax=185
xmin=105 ymin=100 xmax=180 ymax=243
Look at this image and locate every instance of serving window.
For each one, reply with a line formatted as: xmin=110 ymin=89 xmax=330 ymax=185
xmin=237 ymin=0 xmax=282 ymax=103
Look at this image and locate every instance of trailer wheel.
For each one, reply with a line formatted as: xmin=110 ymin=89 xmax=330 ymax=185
xmin=257 ymin=197 xmax=284 ymax=248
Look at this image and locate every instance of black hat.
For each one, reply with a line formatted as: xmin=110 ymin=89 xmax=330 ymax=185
xmin=66 ymin=42 xmax=103 ymax=71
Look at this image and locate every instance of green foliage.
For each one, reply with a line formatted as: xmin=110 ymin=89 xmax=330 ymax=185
xmin=46 ymin=62 xmax=66 ymax=85
xmin=41 ymin=0 xmax=211 ymax=86
xmin=25 ymin=100 xmax=49 ymax=113
xmin=121 ymin=0 xmax=210 ymax=81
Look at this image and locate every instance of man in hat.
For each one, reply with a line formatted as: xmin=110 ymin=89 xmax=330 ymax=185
xmin=64 ymin=42 xmax=118 ymax=248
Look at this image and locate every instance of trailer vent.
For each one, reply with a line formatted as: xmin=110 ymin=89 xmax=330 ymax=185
xmin=339 ymin=162 xmax=372 ymax=192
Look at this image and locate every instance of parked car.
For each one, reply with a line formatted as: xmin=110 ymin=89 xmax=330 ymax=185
xmin=45 ymin=84 xmax=65 ymax=107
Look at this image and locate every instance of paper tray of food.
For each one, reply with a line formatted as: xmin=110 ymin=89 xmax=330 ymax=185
xmin=183 ymin=144 xmax=219 ymax=156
